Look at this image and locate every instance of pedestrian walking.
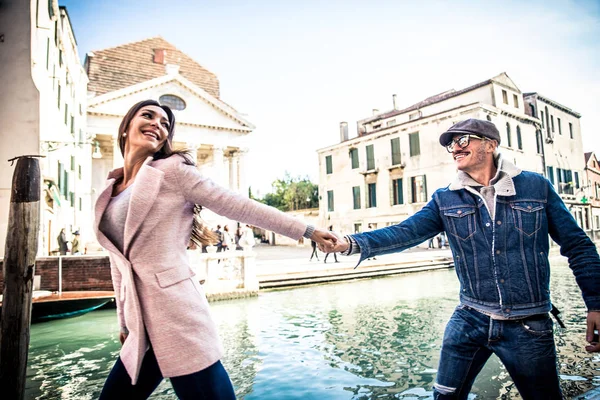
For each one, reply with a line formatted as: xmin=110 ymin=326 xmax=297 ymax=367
xmin=324 ymin=118 xmax=600 ymax=399
xmin=309 ymin=239 xmax=319 ymax=261
xmin=57 ymin=228 xmax=69 ymax=255
xmin=94 ymin=99 xmax=337 ymax=399
xmin=214 ymin=225 xmax=224 ymax=252
xmin=71 ymin=230 xmax=81 ymax=255
xmin=324 ymin=225 xmax=339 ymax=263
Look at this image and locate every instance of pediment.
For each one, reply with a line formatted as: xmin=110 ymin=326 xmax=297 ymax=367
xmin=87 ymin=74 xmax=254 ymax=133
xmin=491 ymin=72 xmax=521 ymax=93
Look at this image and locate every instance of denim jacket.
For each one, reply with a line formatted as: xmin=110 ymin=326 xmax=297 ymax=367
xmin=351 ymin=159 xmax=600 ymax=318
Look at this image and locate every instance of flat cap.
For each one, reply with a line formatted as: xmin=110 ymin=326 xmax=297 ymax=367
xmin=439 ymin=119 xmax=501 ymax=147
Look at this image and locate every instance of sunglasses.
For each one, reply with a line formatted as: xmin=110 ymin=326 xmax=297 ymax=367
xmin=446 ymin=134 xmax=487 ymax=153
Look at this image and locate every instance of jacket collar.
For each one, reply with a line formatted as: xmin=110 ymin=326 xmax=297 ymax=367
xmin=448 ymin=153 xmax=521 ymax=197
xmin=94 ymin=156 xmax=164 ymax=259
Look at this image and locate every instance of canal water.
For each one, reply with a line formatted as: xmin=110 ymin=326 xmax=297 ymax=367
xmin=25 ymin=254 xmax=599 ymax=399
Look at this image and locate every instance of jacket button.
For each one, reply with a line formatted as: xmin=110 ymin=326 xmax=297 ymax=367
xmin=457 ymin=210 xmax=462 ymax=214
xmin=500 ymin=279 xmax=505 ymax=283
xmin=505 ymin=308 xmax=511 ymax=313
xmin=497 ymin=221 xmax=502 ymax=225
xmin=527 ymin=205 xmax=532 ymax=210
xmin=486 ymin=223 xmax=490 ymax=227
xmin=496 ymin=250 xmax=501 ymax=255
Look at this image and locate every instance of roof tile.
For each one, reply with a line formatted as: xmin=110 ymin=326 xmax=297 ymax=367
xmin=86 ymin=36 xmax=220 ymax=98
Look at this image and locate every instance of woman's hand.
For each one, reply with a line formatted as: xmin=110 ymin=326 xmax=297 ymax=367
xmin=120 ymin=332 xmax=128 ymax=345
xmin=311 ymin=228 xmax=338 ymax=252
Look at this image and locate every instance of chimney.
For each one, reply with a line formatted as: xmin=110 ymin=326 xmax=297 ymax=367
xmin=165 ymin=64 xmax=180 ymax=75
xmin=339 ymin=122 xmax=349 ymax=142
xmin=154 ymin=49 xmax=167 ymax=65
xmin=392 ymin=94 xmax=397 ymax=110
xmin=372 ymin=109 xmax=379 ymax=116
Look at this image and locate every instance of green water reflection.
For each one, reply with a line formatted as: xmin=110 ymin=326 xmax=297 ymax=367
xmin=25 ymin=255 xmax=600 ymax=399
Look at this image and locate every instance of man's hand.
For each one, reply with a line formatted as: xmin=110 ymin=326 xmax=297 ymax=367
xmin=311 ymin=228 xmax=337 ymax=252
xmin=120 ymin=332 xmax=128 ymax=345
xmin=586 ymin=311 xmax=600 ymax=352
xmin=316 ymin=231 xmax=349 ymax=253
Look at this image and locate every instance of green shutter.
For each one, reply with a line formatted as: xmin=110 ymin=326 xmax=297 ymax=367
xmin=409 ymin=133 xmax=420 ymax=156
xmin=327 ymin=190 xmax=334 ymax=211
xmin=326 ymin=155 xmax=333 ymax=174
xmin=368 ymin=183 xmax=377 ymax=208
xmin=391 ymin=138 xmax=401 ymax=165
xmin=366 ymin=145 xmax=375 ymax=170
xmin=352 ymin=186 xmax=361 ymax=209
xmin=393 ymin=178 xmax=403 ymax=205
xmin=350 ymin=148 xmax=359 ymax=169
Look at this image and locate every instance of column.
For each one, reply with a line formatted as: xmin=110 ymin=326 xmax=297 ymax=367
xmin=112 ymin=137 xmax=124 ymax=168
xmin=229 ymin=152 xmax=239 ymax=192
xmin=238 ymin=148 xmax=249 ymax=198
xmin=211 ymin=146 xmax=225 ymax=186
xmin=187 ymin=142 xmax=199 ymax=165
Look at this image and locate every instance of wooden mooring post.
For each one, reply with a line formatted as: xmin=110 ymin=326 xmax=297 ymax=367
xmin=0 ymin=156 xmax=41 ymax=400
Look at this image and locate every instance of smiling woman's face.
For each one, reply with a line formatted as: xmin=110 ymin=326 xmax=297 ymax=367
xmin=124 ymin=105 xmax=171 ymax=156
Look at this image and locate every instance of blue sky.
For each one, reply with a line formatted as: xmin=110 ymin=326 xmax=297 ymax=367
xmin=61 ymin=0 xmax=600 ymax=194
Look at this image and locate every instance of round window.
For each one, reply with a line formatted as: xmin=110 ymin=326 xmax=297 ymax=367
xmin=159 ymin=94 xmax=186 ymax=111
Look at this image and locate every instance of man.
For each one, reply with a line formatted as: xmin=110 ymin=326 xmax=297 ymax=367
xmin=325 ymin=119 xmax=600 ymax=399
xmin=57 ymin=228 xmax=69 ymax=255
xmin=214 ymin=224 xmax=224 ymax=252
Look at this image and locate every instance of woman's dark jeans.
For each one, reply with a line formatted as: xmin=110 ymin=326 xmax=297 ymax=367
xmin=99 ymin=347 xmax=236 ymax=400
xmin=434 ymin=305 xmax=562 ymax=400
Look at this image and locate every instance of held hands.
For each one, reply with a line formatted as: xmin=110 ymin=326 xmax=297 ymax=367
xmin=585 ymin=311 xmax=600 ymax=352
xmin=120 ymin=332 xmax=128 ymax=345
xmin=314 ymin=230 xmax=350 ymax=253
xmin=310 ymin=227 xmax=338 ymax=252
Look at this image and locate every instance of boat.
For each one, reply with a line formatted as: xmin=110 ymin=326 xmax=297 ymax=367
xmin=0 ymin=290 xmax=115 ymax=323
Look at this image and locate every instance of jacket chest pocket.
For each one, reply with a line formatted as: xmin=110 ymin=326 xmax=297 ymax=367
xmin=510 ymin=201 xmax=544 ymax=236
xmin=443 ymin=207 xmax=477 ymax=240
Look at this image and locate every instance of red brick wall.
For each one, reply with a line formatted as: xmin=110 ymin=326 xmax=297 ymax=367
xmin=0 ymin=256 xmax=112 ymax=294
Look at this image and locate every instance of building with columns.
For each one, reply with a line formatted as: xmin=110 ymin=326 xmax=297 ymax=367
xmin=317 ymin=73 xmax=589 ymax=237
xmin=85 ymin=37 xmax=255 ymax=238
xmin=0 ymin=1 xmax=90 ymax=257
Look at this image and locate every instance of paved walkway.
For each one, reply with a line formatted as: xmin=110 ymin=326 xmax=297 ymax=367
xmin=252 ymin=243 xmax=454 ymax=287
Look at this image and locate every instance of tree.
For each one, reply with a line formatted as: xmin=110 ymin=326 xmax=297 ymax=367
xmin=257 ymin=173 xmax=319 ymax=211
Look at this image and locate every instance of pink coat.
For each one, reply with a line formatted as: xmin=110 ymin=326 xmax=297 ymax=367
xmin=94 ymin=155 xmax=306 ymax=384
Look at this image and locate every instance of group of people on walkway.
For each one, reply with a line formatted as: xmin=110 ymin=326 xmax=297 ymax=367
xmin=93 ymin=100 xmax=599 ymax=400
xmin=210 ymin=224 xmax=255 ymax=252
xmin=56 ymin=228 xmax=81 ymax=255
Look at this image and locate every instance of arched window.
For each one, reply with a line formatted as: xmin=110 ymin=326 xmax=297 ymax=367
xmin=486 ymin=115 xmax=492 ymax=122
xmin=506 ymin=122 xmax=512 ymax=148
xmin=159 ymin=94 xmax=186 ymax=111
xmin=516 ymin=126 xmax=522 ymax=150
xmin=536 ymin=130 xmax=543 ymax=154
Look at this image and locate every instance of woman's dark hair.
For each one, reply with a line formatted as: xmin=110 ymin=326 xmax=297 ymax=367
xmin=118 ymin=99 xmax=217 ymax=247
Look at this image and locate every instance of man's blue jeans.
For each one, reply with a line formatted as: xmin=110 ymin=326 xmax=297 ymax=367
xmin=434 ymin=305 xmax=562 ymax=399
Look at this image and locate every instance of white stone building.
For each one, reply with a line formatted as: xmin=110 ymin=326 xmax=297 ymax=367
xmin=523 ymin=93 xmax=588 ymax=227
xmin=85 ymin=37 xmax=255 ymax=247
xmin=0 ymin=1 xmax=90 ymax=256
xmin=317 ymin=73 xmax=587 ymax=236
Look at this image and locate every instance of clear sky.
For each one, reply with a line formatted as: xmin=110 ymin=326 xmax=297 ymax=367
xmin=61 ymin=0 xmax=600 ymax=195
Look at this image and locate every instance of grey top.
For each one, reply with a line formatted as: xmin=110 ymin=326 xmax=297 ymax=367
xmin=98 ymin=185 xmax=133 ymax=254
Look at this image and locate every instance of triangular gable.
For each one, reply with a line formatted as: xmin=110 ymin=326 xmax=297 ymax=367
xmin=88 ymin=74 xmax=255 ymax=132
xmin=491 ymin=72 xmax=521 ymax=93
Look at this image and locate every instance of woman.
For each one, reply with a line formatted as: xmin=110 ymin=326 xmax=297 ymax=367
xmin=222 ymin=225 xmax=233 ymax=251
xmin=95 ymin=100 xmax=336 ymax=399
